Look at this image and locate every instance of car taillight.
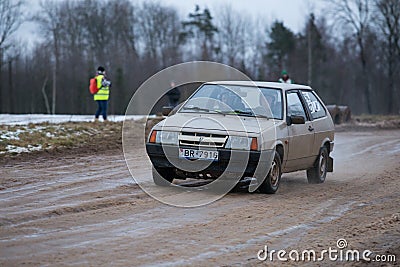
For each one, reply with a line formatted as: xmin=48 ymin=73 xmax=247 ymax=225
xmin=149 ymin=130 xmax=157 ymax=143
xmin=250 ymin=137 xmax=258 ymax=151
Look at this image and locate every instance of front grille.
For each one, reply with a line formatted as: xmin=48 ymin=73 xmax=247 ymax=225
xmin=179 ymin=131 xmax=227 ymax=148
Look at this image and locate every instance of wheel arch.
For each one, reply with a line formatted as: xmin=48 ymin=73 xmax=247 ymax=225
xmin=275 ymin=142 xmax=284 ymax=163
xmin=320 ymin=137 xmax=333 ymax=153
xmin=320 ymin=138 xmax=334 ymax=173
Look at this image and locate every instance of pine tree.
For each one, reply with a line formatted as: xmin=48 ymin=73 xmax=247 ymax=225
xmin=181 ymin=5 xmax=218 ymax=60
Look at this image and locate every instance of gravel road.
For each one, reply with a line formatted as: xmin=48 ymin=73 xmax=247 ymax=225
xmin=1 ymin=130 xmax=399 ymax=266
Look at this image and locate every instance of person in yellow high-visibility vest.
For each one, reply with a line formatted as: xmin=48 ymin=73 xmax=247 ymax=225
xmin=94 ymin=66 xmax=111 ymax=121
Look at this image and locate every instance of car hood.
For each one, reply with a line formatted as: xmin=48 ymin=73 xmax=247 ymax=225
xmin=154 ymin=112 xmax=279 ymax=134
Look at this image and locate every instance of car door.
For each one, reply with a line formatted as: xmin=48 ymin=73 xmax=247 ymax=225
xmin=300 ymin=90 xmax=334 ymax=157
xmin=284 ymin=90 xmax=315 ymax=172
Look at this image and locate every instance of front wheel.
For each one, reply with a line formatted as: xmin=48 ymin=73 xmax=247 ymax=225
xmin=307 ymin=147 xmax=328 ymax=184
xmin=258 ymin=151 xmax=282 ymax=194
xmin=152 ymin=167 xmax=174 ymax=186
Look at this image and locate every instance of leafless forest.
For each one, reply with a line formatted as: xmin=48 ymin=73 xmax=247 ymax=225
xmin=0 ymin=0 xmax=399 ymax=115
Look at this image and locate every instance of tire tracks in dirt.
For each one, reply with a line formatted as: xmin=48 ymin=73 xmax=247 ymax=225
xmin=0 ymin=130 xmax=399 ymax=266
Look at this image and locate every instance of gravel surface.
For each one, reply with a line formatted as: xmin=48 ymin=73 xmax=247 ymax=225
xmin=0 ymin=129 xmax=399 ymax=266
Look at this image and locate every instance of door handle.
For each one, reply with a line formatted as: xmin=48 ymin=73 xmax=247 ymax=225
xmin=308 ymin=126 xmax=314 ymax=132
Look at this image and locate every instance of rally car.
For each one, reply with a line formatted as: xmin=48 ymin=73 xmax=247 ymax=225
xmin=146 ymin=81 xmax=334 ymax=194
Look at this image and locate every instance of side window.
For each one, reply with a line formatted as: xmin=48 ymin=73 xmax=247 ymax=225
xmin=301 ymin=91 xmax=326 ymax=119
xmin=287 ymin=92 xmax=307 ymax=119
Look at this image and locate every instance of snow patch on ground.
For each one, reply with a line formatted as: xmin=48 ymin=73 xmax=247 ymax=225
xmin=0 ymin=126 xmax=47 ymax=141
xmin=0 ymin=114 xmax=148 ymax=125
xmin=1 ymin=144 xmax=43 ymax=154
xmin=1 ymin=129 xmax=23 ymax=140
xmin=46 ymin=132 xmax=56 ymax=138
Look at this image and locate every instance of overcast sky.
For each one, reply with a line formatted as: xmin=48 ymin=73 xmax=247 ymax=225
xmin=16 ymin=0 xmax=327 ymax=47
xmin=163 ymin=0 xmax=326 ymax=32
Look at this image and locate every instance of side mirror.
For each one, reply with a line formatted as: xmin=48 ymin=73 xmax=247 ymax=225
xmin=162 ymin=106 xmax=173 ymax=116
xmin=287 ymin=115 xmax=305 ymax=126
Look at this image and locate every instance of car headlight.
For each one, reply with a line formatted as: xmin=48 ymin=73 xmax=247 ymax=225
xmin=225 ymin=136 xmax=259 ymax=151
xmin=155 ymin=130 xmax=178 ymax=145
xmin=225 ymin=136 xmax=252 ymax=150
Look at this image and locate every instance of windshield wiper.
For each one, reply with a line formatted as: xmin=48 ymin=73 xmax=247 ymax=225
xmin=182 ymin=106 xmax=211 ymax=112
xmin=181 ymin=107 xmax=270 ymax=119
xmin=182 ymin=106 xmax=228 ymax=115
xmin=220 ymin=109 xmax=271 ymax=119
xmin=223 ymin=110 xmax=258 ymax=117
xmin=254 ymin=114 xmax=271 ymax=119
xmin=216 ymin=110 xmax=252 ymax=115
xmin=233 ymin=110 xmax=254 ymax=116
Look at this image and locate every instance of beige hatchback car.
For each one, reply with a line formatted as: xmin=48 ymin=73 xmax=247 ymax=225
xmin=146 ymin=81 xmax=334 ymax=194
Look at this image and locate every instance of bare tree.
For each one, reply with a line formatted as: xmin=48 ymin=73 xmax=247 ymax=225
xmin=246 ymin=17 xmax=268 ymax=80
xmin=33 ymin=0 xmax=64 ymax=114
xmin=138 ymin=2 xmax=182 ymax=68
xmin=327 ymin=0 xmax=373 ymax=113
xmin=80 ymin=0 xmax=114 ymax=67
xmin=0 ymin=0 xmax=23 ymax=52
xmin=139 ymin=2 xmax=161 ymax=61
xmin=157 ymin=7 xmax=183 ymax=67
xmin=374 ymin=0 xmax=400 ymax=114
xmin=0 ymin=0 xmax=23 ymax=112
xmin=112 ymin=0 xmax=139 ymax=59
xmin=215 ymin=5 xmax=249 ymax=68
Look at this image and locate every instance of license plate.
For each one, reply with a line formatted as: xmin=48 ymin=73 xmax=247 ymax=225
xmin=179 ymin=148 xmax=219 ymax=161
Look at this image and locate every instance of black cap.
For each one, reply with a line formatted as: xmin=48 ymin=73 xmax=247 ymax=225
xmin=97 ymin=66 xmax=105 ymax=74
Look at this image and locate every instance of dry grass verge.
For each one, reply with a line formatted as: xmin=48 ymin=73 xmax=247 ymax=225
xmin=0 ymin=121 xmax=129 ymax=162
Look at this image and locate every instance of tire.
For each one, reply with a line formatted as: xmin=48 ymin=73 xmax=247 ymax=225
xmin=152 ymin=167 xmax=174 ymax=186
xmin=258 ymin=151 xmax=282 ymax=194
xmin=307 ymin=147 xmax=328 ymax=184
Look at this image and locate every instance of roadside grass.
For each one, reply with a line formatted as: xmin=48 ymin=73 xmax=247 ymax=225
xmin=353 ymin=114 xmax=400 ymax=123
xmin=0 ymin=121 xmax=124 ymax=157
xmin=1 ymin=114 xmax=398 ymax=158
xmin=351 ymin=114 xmax=400 ymax=129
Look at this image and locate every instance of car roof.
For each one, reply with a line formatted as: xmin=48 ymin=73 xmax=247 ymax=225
xmin=205 ymin=81 xmax=313 ymax=91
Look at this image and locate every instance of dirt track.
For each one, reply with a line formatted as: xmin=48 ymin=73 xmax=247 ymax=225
xmin=1 ymin=129 xmax=399 ymax=266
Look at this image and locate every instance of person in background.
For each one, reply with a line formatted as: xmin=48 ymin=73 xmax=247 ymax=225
xmin=278 ymin=70 xmax=293 ymax=84
xmin=166 ymin=81 xmax=181 ymax=108
xmin=94 ymin=66 xmax=111 ymax=121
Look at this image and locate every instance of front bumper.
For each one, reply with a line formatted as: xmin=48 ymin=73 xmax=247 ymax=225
xmin=146 ymin=143 xmax=273 ymax=179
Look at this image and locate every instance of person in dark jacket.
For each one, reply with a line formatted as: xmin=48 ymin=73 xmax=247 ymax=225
xmin=166 ymin=81 xmax=181 ymax=108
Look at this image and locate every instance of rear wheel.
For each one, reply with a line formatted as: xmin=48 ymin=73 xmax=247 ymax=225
xmin=152 ymin=167 xmax=174 ymax=186
xmin=307 ymin=147 xmax=328 ymax=184
xmin=258 ymin=151 xmax=282 ymax=194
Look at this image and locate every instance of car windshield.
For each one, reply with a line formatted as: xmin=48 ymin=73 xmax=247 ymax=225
xmin=179 ymin=84 xmax=283 ymax=120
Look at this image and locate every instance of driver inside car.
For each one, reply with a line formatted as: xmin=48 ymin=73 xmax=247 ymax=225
xmin=219 ymin=92 xmax=245 ymax=111
xmin=254 ymin=93 xmax=281 ymax=118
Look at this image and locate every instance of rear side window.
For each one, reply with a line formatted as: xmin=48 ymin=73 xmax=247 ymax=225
xmin=287 ymin=92 xmax=307 ymax=119
xmin=301 ymin=91 xmax=326 ymax=119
